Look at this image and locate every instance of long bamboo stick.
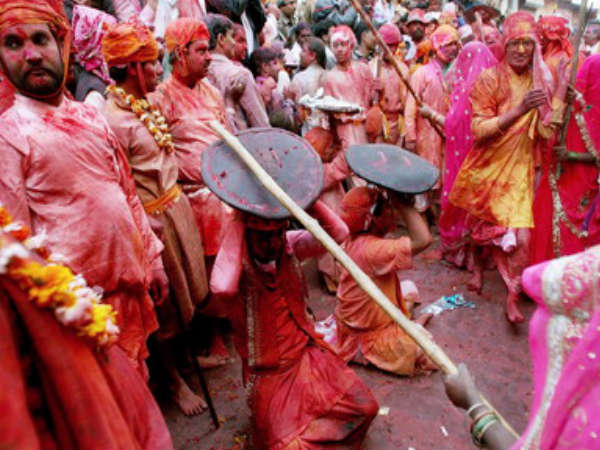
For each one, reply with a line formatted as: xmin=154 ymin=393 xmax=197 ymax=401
xmin=347 ymin=0 xmax=446 ymax=139
xmin=208 ymin=120 xmax=518 ymax=437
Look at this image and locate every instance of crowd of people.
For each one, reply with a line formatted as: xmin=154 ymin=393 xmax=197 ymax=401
xmin=1 ymin=0 xmax=600 ymax=448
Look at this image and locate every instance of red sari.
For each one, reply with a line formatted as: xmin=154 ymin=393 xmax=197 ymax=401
xmin=531 ymin=55 xmax=600 ymax=263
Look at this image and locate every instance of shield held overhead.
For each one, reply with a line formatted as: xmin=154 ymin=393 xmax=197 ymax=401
xmin=346 ymin=144 xmax=439 ymax=194
xmin=202 ymin=128 xmax=324 ymax=219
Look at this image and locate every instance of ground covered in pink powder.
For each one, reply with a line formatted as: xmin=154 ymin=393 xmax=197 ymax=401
xmin=161 ymin=237 xmax=534 ymax=450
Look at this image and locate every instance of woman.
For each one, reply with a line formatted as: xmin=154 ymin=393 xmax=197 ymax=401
xmin=443 ymin=245 xmax=600 ymax=449
xmin=438 ymin=41 xmax=497 ymax=269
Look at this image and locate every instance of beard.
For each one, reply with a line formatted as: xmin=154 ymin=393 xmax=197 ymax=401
xmin=411 ymin=29 xmax=424 ymax=42
xmin=16 ymin=65 xmax=63 ymax=97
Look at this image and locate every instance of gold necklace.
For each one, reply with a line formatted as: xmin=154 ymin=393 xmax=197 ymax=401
xmin=106 ymin=85 xmax=175 ymax=154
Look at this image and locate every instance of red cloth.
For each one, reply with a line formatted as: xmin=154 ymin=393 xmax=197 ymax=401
xmin=537 ymin=15 xmax=573 ymax=60
xmin=339 ymin=186 xmax=378 ymax=234
xmin=531 ymin=54 xmax=600 ymax=263
xmin=101 ymin=22 xmax=159 ymax=66
xmin=379 ymin=23 xmax=402 ymax=46
xmin=0 ymin=277 xmax=172 ymax=450
xmin=164 ymin=17 xmax=209 ymax=53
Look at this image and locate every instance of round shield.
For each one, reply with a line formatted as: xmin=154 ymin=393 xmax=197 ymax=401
xmin=346 ymin=144 xmax=439 ymax=194
xmin=202 ymin=128 xmax=324 ymax=219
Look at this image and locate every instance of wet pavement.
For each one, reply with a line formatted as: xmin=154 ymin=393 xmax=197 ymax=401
xmin=161 ymin=238 xmax=535 ymax=450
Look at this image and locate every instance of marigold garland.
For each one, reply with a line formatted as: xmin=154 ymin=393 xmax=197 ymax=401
xmin=0 ymin=204 xmax=119 ymax=347
xmin=106 ymin=85 xmax=175 ymax=154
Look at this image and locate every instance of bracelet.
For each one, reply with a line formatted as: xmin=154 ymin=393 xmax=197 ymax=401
xmin=466 ymin=402 xmax=485 ymax=417
xmin=470 ymin=409 xmax=494 ymax=435
xmin=473 ymin=416 xmax=499 ymax=447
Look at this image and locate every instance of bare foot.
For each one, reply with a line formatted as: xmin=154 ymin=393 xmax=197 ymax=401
xmin=197 ymin=354 xmax=231 ymax=369
xmin=415 ymin=313 xmax=433 ymax=327
xmin=173 ymin=376 xmax=207 ymax=416
xmin=467 ymin=269 xmax=483 ymax=294
xmin=506 ymin=293 xmax=525 ymax=323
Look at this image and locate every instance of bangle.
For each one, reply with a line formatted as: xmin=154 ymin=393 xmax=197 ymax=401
xmin=469 ymin=410 xmax=494 ymax=435
xmin=466 ymin=402 xmax=484 ymax=417
xmin=473 ymin=416 xmax=498 ymax=447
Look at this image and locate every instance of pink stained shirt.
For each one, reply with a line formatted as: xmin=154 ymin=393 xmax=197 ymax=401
xmin=405 ymin=59 xmax=450 ymax=179
xmin=207 ymin=53 xmax=270 ymax=132
xmin=0 ymin=94 xmax=163 ymax=292
xmin=149 ymin=74 xmax=231 ymax=186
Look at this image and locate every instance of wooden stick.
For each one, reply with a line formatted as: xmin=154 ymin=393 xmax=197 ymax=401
xmin=347 ymin=0 xmax=446 ymax=139
xmin=208 ymin=120 xmax=518 ymax=437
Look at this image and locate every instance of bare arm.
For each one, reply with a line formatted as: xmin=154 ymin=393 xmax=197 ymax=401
xmin=393 ymin=198 xmax=432 ymax=255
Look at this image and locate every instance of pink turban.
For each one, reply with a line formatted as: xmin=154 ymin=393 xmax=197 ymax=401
xmin=379 ymin=23 xmax=402 ymax=46
xmin=164 ymin=17 xmax=210 ymax=53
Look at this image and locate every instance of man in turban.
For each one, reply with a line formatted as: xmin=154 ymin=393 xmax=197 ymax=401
xmin=449 ymin=11 xmax=569 ymax=322
xmin=0 ymin=0 xmax=169 ymax=375
xmin=101 ymin=22 xmax=211 ymax=416
xmin=322 ymin=185 xmax=436 ymax=376
xmin=368 ymin=22 xmax=409 ymax=145
xmin=149 ymin=17 xmax=235 ymax=368
xmin=0 ymin=1 xmax=172 ymax=447
xmin=405 ymin=24 xmax=459 ymax=214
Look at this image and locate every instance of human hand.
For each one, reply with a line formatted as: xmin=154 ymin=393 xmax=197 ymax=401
xmin=229 ymin=77 xmax=246 ymax=100
xmin=553 ymin=144 xmax=568 ymax=162
xmin=444 ymin=363 xmax=481 ymax=410
xmin=150 ymin=267 xmax=169 ymax=305
xmin=518 ymin=89 xmax=547 ymax=115
xmin=405 ymin=140 xmax=417 ymax=152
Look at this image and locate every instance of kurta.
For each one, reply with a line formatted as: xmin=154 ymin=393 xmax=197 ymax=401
xmin=0 ymin=94 xmax=162 ymax=372
xmin=327 ymin=235 xmax=424 ymax=375
xmin=450 ymin=62 xmax=557 ymax=228
xmin=405 ymin=59 xmax=449 ymax=183
xmin=207 ymin=53 xmax=270 ymax=132
xmin=370 ymin=56 xmax=409 ymax=145
xmin=212 ymin=202 xmax=378 ymax=450
xmin=149 ymin=75 xmax=234 ymax=256
xmin=291 ymin=63 xmax=328 ymax=135
xmin=103 ymin=93 xmax=209 ymax=339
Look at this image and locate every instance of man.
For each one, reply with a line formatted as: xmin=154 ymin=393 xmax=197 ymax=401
xmin=149 ymin=18 xmax=232 ymax=260
xmin=405 ymin=24 xmax=459 ymax=211
xmin=352 ymin=20 xmax=376 ymax=61
xmin=0 ymin=0 xmax=167 ymax=376
xmin=406 ymin=8 xmax=426 ymax=46
xmin=149 ymin=17 xmax=235 ymax=367
xmin=327 ymin=185 xmax=435 ymax=375
xmin=369 ymin=23 xmax=409 ymax=145
xmin=206 ymin=14 xmax=269 ymax=132
xmin=101 ymin=22 xmax=210 ymax=416
xmin=319 ymin=24 xmax=377 ymax=290
xmin=290 ymin=36 xmax=327 ymax=135
xmin=277 ymin=0 xmax=296 ymax=43
xmin=0 ymin=228 xmax=173 ymax=449
xmin=208 ymin=130 xmax=378 ymax=449
xmin=232 ymin=22 xmax=247 ymax=63
xmin=584 ymin=21 xmax=600 ymax=56
xmin=449 ymin=11 xmax=568 ymax=322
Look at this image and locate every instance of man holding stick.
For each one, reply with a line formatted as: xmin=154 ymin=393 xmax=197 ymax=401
xmin=206 ymin=129 xmax=378 ymax=450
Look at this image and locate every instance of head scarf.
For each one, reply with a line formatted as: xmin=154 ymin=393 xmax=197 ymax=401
xmin=379 ymin=23 xmax=402 ymax=46
xmin=164 ymin=17 xmax=210 ymax=54
xmin=0 ymin=0 xmax=71 ymax=98
xmin=430 ymin=24 xmax=459 ymax=61
xmin=416 ymin=38 xmax=433 ymax=65
xmin=72 ymin=5 xmax=116 ymax=84
xmin=439 ymin=11 xmax=457 ymax=26
xmin=406 ymin=8 xmax=426 ymax=25
xmin=502 ymin=11 xmax=554 ymax=120
xmin=101 ymin=22 xmax=159 ymax=67
xmin=537 ymin=15 xmax=573 ymax=58
xmin=330 ymin=24 xmax=357 ymax=48
xmin=340 ymin=186 xmax=379 ymax=234
xmin=431 ymin=24 xmax=458 ymax=51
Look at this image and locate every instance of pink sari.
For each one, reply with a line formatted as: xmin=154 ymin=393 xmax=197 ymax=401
xmin=517 ymin=246 xmax=600 ymax=449
xmin=439 ymin=42 xmax=497 ymax=267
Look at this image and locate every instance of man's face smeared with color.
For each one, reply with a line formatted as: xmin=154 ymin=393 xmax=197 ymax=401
xmin=0 ymin=23 xmax=63 ymax=97
xmin=331 ymin=33 xmax=353 ymax=64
